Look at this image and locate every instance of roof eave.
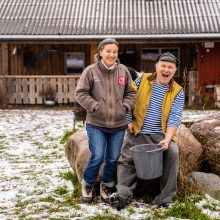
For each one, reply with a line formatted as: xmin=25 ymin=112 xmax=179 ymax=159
xmin=0 ymin=34 xmax=220 ymax=41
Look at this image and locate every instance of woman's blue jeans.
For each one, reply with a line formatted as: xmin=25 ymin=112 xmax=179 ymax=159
xmin=83 ymin=124 xmax=125 ymax=187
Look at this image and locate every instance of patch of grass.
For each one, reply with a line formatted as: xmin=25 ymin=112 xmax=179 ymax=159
xmin=60 ymin=129 xmax=78 ymax=144
xmin=58 ymin=171 xmax=82 ymax=199
xmin=202 ymin=202 xmax=219 ymax=211
xmin=15 ymin=200 xmax=30 ymax=208
xmin=51 ymin=150 xmax=58 ymax=155
xmin=47 ymin=206 xmax=62 ymax=213
xmin=41 ymin=196 xmax=55 ymax=203
xmin=17 ymin=136 xmax=26 ymax=142
xmin=72 ymin=203 xmax=81 ymax=210
xmin=0 ymin=145 xmax=6 ymax=150
xmin=18 ymin=204 xmax=50 ymax=217
xmin=59 ymin=195 xmax=81 ymax=209
xmin=45 ymin=135 xmax=59 ymax=142
xmin=88 ymin=211 xmax=126 ymax=220
xmin=15 ymin=207 xmax=22 ymax=215
xmin=32 ymin=141 xmax=44 ymax=148
xmin=140 ymin=193 xmax=154 ymax=204
xmin=0 ymin=143 xmax=7 ymax=153
xmin=44 ymin=131 xmax=49 ymax=136
xmin=0 ymin=138 xmax=6 ymax=146
xmin=71 ymin=183 xmax=81 ymax=199
xmin=39 ymin=155 xmax=51 ymax=162
xmin=52 ymin=144 xmax=59 ymax=149
xmin=189 ymin=193 xmax=204 ymax=202
xmin=18 ymin=213 xmax=28 ymax=219
xmin=46 ymin=170 xmax=53 ymax=175
xmin=49 ymin=218 xmax=64 ymax=220
xmin=55 ymin=154 xmax=63 ymax=159
xmin=153 ymin=193 xmax=211 ymax=220
xmin=33 ymin=189 xmax=44 ymax=195
xmin=60 ymin=171 xmax=78 ymax=185
xmin=127 ymin=206 xmax=136 ymax=215
xmin=54 ymin=186 xmax=68 ymax=195
xmin=0 ymin=135 xmax=7 ymax=139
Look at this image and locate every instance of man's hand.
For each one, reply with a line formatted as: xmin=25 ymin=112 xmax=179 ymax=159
xmin=159 ymin=126 xmax=177 ymax=150
xmin=127 ymin=122 xmax=134 ymax=134
xmin=158 ymin=139 xmax=170 ymax=151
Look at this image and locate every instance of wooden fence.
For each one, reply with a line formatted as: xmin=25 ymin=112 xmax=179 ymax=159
xmin=0 ymin=75 xmax=80 ymax=105
xmin=214 ymin=84 xmax=220 ymax=108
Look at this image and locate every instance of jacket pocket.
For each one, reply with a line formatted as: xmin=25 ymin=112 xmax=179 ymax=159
xmin=92 ymin=98 xmax=106 ymax=120
xmin=115 ymin=99 xmax=126 ymax=121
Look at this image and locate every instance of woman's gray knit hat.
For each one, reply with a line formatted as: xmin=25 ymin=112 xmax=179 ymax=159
xmin=97 ymin=38 xmax=119 ymax=53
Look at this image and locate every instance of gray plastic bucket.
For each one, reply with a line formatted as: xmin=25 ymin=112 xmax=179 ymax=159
xmin=131 ymin=144 xmax=163 ymax=180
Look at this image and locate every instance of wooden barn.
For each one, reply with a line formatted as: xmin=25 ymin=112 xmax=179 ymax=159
xmin=0 ymin=0 xmax=220 ymax=106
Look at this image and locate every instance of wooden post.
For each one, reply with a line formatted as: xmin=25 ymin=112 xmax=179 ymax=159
xmin=214 ymin=85 xmax=220 ymax=108
xmin=1 ymin=43 xmax=9 ymax=75
xmin=90 ymin=43 xmax=97 ymax=65
xmin=188 ymin=70 xmax=198 ymax=107
xmin=0 ymin=44 xmax=1 ymax=75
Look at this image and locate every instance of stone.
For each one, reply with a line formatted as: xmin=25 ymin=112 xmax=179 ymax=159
xmin=190 ymin=172 xmax=220 ymax=200
xmin=189 ymin=113 xmax=220 ymax=175
xmin=65 ymin=129 xmax=88 ymax=182
xmin=64 ymin=128 xmax=103 ymax=182
xmin=65 ymin=128 xmax=160 ymax=194
xmin=176 ymin=124 xmax=203 ymax=172
xmin=65 ymin=125 xmax=204 ymax=195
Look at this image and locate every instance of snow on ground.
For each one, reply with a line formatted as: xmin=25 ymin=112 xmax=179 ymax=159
xmin=0 ymin=109 xmax=75 ymax=219
xmin=182 ymin=109 xmax=220 ymax=123
xmin=0 ymin=108 xmax=219 ymax=220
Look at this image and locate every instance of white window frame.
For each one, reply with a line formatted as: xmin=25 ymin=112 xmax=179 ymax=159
xmin=64 ymin=52 xmax=85 ymax=75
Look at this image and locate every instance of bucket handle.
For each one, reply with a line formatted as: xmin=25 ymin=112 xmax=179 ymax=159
xmin=130 ymin=144 xmax=163 ymax=152
xmin=144 ymin=147 xmax=163 ymax=153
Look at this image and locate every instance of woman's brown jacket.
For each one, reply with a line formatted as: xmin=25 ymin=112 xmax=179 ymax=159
xmin=75 ymin=62 xmax=136 ymax=128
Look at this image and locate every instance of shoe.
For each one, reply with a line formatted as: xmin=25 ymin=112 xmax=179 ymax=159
xmin=80 ymin=184 xmax=93 ymax=203
xmin=100 ymin=182 xmax=116 ymax=203
xmin=109 ymin=193 xmax=128 ymax=211
xmin=160 ymin=202 xmax=173 ymax=208
xmin=152 ymin=200 xmax=173 ymax=208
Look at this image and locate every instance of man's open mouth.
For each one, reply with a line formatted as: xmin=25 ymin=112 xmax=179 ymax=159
xmin=162 ymin=73 xmax=169 ymax=78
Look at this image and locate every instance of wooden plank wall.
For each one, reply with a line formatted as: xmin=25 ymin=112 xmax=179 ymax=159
xmin=0 ymin=44 xmax=1 ymax=75
xmin=9 ymin=43 xmax=90 ymax=76
xmin=2 ymin=43 xmax=9 ymax=75
xmin=0 ymin=75 xmax=80 ymax=105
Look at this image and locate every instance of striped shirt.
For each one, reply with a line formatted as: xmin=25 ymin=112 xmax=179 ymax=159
xmin=127 ymin=76 xmax=185 ymax=134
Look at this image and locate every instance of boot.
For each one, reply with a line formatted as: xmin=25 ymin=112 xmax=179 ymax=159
xmin=100 ymin=182 xmax=116 ymax=203
xmin=80 ymin=184 xmax=93 ymax=203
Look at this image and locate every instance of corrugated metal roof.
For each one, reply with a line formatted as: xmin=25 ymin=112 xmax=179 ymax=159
xmin=0 ymin=0 xmax=219 ymax=40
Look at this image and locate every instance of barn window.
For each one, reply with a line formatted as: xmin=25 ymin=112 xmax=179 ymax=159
xmin=65 ymin=52 xmax=85 ymax=74
xmin=141 ymin=48 xmax=180 ymax=77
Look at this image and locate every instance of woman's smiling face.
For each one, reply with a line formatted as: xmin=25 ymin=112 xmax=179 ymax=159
xmin=100 ymin=43 xmax=118 ymax=67
xmin=155 ymin=61 xmax=177 ymax=85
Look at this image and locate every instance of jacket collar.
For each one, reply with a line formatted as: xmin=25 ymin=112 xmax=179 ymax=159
xmin=98 ymin=60 xmax=118 ymax=73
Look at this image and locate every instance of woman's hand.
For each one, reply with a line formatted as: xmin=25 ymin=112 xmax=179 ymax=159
xmin=127 ymin=122 xmax=134 ymax=134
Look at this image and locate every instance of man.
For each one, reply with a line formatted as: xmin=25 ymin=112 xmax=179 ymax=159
xmin=109 ymin=52 xmax=185 ymax=210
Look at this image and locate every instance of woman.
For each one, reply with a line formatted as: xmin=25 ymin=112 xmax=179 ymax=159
xmin=75 ymin=38 xmax=136 ymax=203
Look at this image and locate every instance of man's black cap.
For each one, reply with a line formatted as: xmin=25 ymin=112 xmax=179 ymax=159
xmin=156 ymin=52 xmax=179 ymax=67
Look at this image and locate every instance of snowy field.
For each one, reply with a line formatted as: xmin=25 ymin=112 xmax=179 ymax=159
xmin=0 ymin=108 xmax=219 ymax=220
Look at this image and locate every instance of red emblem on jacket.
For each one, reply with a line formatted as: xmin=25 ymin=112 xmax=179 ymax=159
xmin=118 ymin=76 xmax=125 ymax=86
